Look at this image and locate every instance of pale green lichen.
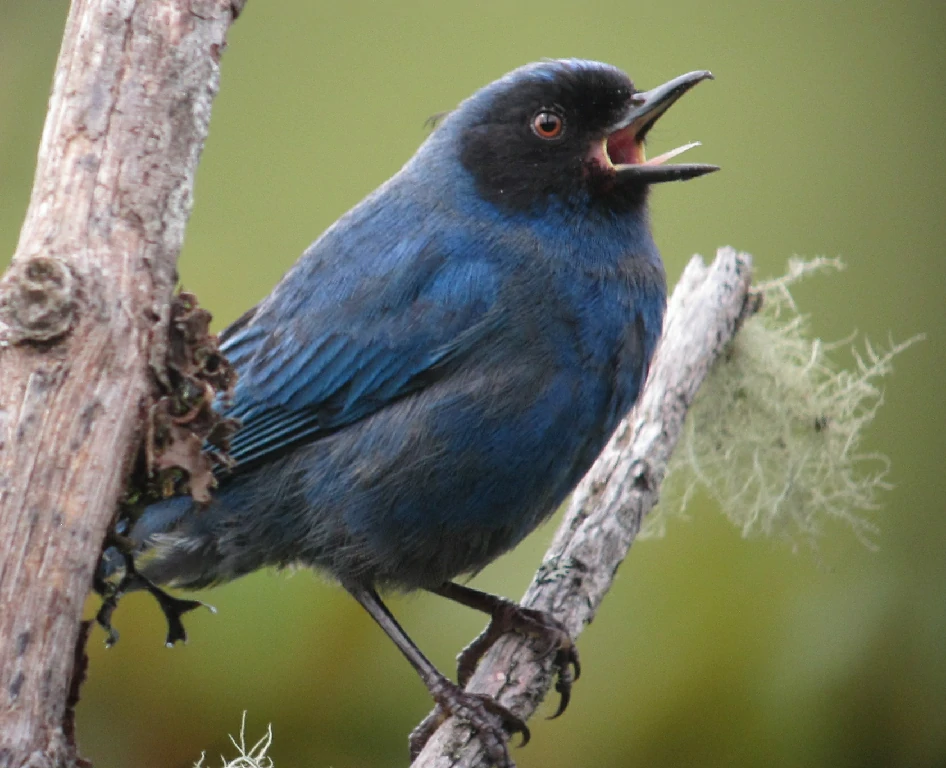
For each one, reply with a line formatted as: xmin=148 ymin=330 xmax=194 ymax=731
xmin=194 ymin=713 xmax=274 ymax=768
xmin=644 ymin=257 xmax=922 ymax=547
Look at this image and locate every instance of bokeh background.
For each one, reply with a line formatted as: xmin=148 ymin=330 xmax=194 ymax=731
xmin=2 ymin=2 xmax=945 ymax=767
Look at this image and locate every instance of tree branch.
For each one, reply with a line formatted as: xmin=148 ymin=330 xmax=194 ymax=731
xmin=0 ymin=2 xmax=240 ymax=767
xmin=411 ymin=247 xmax=757 ymax=768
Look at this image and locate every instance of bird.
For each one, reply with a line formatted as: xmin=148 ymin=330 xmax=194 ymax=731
xmin=98 ymin=59 xmax=716 ymax=766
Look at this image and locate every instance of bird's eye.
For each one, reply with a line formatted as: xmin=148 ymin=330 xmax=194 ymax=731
xmin=531 ymin=110 xmax=564 ymax=140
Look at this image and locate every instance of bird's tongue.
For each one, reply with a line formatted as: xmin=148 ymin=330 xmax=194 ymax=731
xmin=606 ymin=125 xmax=702 ymax=167
xmin=643 ymin=141 xmax=702 ymax=165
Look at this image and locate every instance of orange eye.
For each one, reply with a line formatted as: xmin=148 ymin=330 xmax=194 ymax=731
xmin=532 ymin=110 xmax=564 ymax=139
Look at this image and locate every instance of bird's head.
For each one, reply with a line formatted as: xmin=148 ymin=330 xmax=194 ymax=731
xmin=442 ymin=59 xmax=717 ymax=214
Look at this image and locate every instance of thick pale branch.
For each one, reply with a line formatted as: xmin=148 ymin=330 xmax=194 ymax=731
xmin=0 ymin=2 xmax=239 ymax=767
xmin=411 ymin=247 xmax=756 ymax=768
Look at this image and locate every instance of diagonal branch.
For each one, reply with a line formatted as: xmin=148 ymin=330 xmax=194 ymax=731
xmin=411 ymin=246 xmax=757 ymax=768
xmin=0 ymin=2 xmax=242 ymax=767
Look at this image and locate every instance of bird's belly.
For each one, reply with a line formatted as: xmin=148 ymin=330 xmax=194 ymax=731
xmin=289 ymin=364 xmax=617 ymax=589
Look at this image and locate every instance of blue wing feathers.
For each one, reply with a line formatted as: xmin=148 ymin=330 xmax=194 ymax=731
xmin=215 ymin=236 xmax=502 ymax=475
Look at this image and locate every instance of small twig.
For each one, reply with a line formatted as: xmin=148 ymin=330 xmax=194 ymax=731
xmin=411 ymin=246 xmax=756 ymax=768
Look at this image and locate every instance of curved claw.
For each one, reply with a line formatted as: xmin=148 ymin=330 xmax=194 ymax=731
xmin=549 ymin=658 xmax=574 ymax=719
xmin=570 ymin=648 xmax=582 ymax=682
xmin=454 ymin=600 xmax=580 ymax=719
xmin=550 ymin=686 xmax=570 ymax=720
xmin=547 ymin=643 xmax=581 ymax=719
xmin=478 ymin=693 xmax=530 ymax=748
xmin=412 ymin=680 xmax=528 ymax=767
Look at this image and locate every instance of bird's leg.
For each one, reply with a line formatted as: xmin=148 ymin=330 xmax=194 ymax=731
xmin=92 ymin=572 xmax=124 ymax=648
xmin=430 ymin=582 xmax=580 ymax=718
xmin=345 ymin=583 xmax=529 ymax=767
xmin=94 ymin=549 xmax=211 ymax=647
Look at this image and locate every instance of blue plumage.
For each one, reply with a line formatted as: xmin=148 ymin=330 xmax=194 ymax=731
xmin=113 ymin=59 xmax=716 ymax=764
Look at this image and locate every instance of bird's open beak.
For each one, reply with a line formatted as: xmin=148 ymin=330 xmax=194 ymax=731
xmin=592 ymin=70 xmax=718 ymax=183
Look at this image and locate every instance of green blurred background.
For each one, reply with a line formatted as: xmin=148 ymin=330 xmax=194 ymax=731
xmin=2 ymin=1 xmax=945 ymax=766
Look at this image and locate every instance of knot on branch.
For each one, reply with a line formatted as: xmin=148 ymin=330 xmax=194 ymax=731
xmin=0 ymin=256 xmax=77 ymax=344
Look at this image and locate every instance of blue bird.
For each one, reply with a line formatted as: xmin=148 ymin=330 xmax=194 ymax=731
xmin=101 ymin=59 xmax=716 ymax=765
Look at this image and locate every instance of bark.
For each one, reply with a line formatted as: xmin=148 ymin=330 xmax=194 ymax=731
xmin=0 ymin=2 xmax=241 ymax=767
xmin=411 ymin=247 xmax=758 ymax=768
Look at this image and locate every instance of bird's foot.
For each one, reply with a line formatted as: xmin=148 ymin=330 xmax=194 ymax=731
xmin=93 ymin=579 xmax=125 ymax=648
xmin=141 ymin=576 xmax=213 ymax=646
xmin=95 ymin=557 xmax=212 ymax=647
xmin=458 ymin=600 xmax=580 ymax=718
xmin=409 ymin=677 xmax=529 ymax=767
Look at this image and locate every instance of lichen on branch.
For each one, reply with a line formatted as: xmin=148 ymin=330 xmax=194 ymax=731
xmin=648 ymin=257 xmax=923 ymax=546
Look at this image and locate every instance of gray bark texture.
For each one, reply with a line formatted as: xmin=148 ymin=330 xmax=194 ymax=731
xmin=411 ymin=247 xmax=757 ymax=768
xmin=0 ymin=2 xmax=241 ymax=766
